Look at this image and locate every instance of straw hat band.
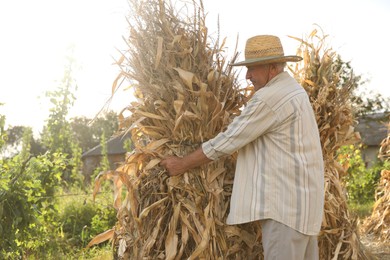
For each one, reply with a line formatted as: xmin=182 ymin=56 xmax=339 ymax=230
xmin=245 ymin=47 xmax=284 ymax=59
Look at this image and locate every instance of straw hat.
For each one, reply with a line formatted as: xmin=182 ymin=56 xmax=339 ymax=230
xmin=230 ymin=35 xmax=302 ymax=66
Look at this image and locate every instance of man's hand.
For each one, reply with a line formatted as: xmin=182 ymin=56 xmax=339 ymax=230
xmin=160 ymin=156 xmax=188 ymax=176
xmin=160 ymin=147 xmax=212 ymax=177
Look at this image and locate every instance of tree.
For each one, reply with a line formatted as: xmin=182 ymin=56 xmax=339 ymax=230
xmin=90 ymin=111 xmax=119 ymax=143
xmin=69 ymin=116 xmax=96 ymax=152
xmin=41 ymin=55 xmax=77 ymax=155
xmin=333 ymin=55 xmax=390 ymax=115
xmin=70 ymin=110 xmax=119 ymax=153
xmin=353 ymin=89 xmax=390 ymax=115
xmin=1 ymin=125 xmax=45 ymax=157
xmin=39 ymin=49 xmax=83 ymax=186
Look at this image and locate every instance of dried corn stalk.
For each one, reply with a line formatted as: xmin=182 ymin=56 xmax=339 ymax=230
xmin=363 ymin=119 xmax=390 ymax=241
xmin=94 ymin=0 xmax=261 ymax=259
xmin=290 ymin=28 xmax=369 ymax=259
xmin=378 ymin=120 xmax=390 ymax=162
xmin=363 ymin=169 xmax=390 ymax=241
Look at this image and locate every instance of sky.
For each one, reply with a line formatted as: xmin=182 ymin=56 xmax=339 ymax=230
xmin=1 ymin=0 xmax=389 ymax=134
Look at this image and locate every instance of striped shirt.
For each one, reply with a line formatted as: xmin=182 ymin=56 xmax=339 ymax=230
xmin=202 ymin=71 xmax=324 ymax=235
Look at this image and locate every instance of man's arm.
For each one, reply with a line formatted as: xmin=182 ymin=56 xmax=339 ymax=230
xmin=160 ymin=147 xmax=212 ymax=176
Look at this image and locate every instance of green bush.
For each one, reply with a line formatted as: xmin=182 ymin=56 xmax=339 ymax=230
xmin=59 ymin=192 xmax=117 ymax=248
xmin=0 ymin=127 xmax=67 ymax=259
xmin=1 ymin=145 xmax=116 ymax=258
xmin=338 ymin=145 xmax=381 ymax=204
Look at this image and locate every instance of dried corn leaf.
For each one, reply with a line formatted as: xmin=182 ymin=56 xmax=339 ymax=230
xmin=86 ymin=229 xmax=114 ymax=248
xmin=165 ymin=202 xmax=181 ymax=260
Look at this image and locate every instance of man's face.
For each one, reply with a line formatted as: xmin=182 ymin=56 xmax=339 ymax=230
xmin=245 ymin=64 xmax=271 ymax=92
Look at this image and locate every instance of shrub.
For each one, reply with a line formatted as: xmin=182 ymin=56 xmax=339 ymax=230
xmin=59 ymin=192 xmax=117 ymax=248
xmin=338 ymin=144 xmax=381 ymax=204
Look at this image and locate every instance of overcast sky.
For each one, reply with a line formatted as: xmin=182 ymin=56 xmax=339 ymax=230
xmin=1 ymin=0 xmax=389 ymax=133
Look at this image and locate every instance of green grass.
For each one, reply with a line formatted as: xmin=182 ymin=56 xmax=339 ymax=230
xmin=348 ymin=200 xmax=374 ymax=219
xmin=47 ymin=186 xmax=117 ymax=260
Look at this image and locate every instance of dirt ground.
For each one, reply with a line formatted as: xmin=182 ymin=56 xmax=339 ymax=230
xmin=359 ymin=226 xmax=390 ymax=260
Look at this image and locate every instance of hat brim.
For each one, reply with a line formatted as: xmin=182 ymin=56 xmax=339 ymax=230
xmin=230 ymin=55 xmax=302 ymax=66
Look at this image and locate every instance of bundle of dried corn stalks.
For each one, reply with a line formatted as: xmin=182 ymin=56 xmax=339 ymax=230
xmin=290 ymin=28 xmax=369 ymax=259
xmin=89 ymin=2 xmax=371 ymax=259
xmin=91 ymin=0 xmax=261 ymax=259
xmin=363 ymin=120 xmax=390 ymax=241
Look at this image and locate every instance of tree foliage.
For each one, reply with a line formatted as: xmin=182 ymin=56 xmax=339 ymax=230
xmin=70 ymin=111 xmax=119 ymax=153
xmin=326 ymin=51 xmax=390 ymax=116
xmin=1 ymin=125 xmax=45 ymax=157
xmin=41 ymin=56 xmax=77 ymax=155
xmin=353 ymin=90 xmax=390 ymax=116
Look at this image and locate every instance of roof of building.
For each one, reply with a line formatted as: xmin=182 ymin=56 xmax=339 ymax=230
xmin=81 ymin=132 xmax=132 ymax=159
xmin=355 ymin=112 xmax=389 ymax=146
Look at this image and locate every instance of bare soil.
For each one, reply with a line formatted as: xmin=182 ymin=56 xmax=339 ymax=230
xmin=359 ymin=225 xmax=390 ymax=260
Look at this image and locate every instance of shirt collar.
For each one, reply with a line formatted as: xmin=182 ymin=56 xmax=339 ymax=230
xmin=264 ymin=71 xmax=289 ymax=88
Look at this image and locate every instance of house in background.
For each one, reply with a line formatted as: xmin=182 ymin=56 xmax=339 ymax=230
xmin=355 ymin=112 xmax=389 ymax=167
xmin=81 ymin=132 xmax=132 ymax=183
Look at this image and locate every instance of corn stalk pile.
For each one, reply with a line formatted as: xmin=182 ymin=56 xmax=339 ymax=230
xmin=92 ymin=0 xmax=262 ymax=259
xmin=290 ymin=29 xmax=369 ymax=259
xmin=89 ymin=2 xmax=373 ymax=258
xmin=363 ymin=119 xmax=390 ymax=241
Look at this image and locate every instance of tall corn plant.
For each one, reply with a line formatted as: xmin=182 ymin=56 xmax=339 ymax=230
xmin=290 ymin=28 xmax=369 ymax=259
xmin=91 ymin=0 xmax=261 ymax=259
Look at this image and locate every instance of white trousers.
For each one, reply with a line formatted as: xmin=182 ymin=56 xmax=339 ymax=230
xmin=260 ymin=219 xmax=319 ymax=260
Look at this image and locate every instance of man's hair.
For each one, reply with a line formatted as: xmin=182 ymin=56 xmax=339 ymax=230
xmin=277 ymin=62 xmax=287 ymax=69
xmin=271 ymin=62 xmax=286 ymax=72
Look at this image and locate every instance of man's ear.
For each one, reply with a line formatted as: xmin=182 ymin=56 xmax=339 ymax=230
xmin=269 ymin=64 xmax=278 ymax=74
